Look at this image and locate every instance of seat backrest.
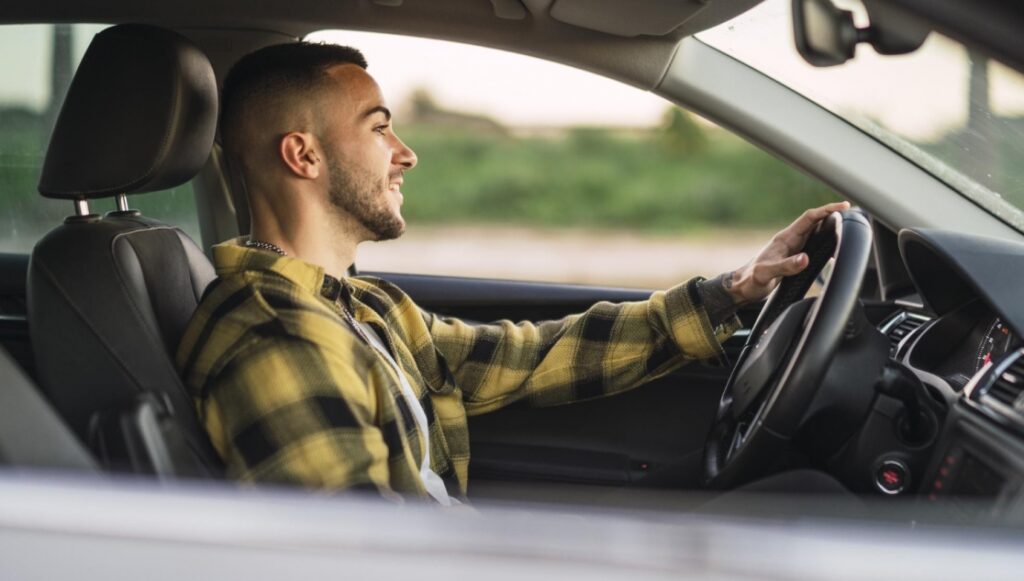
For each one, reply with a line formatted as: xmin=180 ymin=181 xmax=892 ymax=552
xmin=27 ymin=24 xmax=222 ymax=477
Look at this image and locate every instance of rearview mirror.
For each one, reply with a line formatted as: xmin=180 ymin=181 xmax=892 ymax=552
xmin=792 ymin=0 xmax=861 ymax=67
xmin=792 ymin=0 xmax=931 ymax=67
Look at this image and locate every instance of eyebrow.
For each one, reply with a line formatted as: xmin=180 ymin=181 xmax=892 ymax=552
xmin=361 ymin=106 xmax=392 ymax=122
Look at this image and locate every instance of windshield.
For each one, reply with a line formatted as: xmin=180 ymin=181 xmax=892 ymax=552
xmin=697 ymin=0 xmax=1024 ymax=233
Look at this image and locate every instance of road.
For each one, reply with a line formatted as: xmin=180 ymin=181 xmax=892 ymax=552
xmin=357 ymin=225 xmax=772 ymax=289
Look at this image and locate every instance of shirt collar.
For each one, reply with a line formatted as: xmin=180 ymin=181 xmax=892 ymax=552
xmin=212 ymin=237 xmax=349 ymax=303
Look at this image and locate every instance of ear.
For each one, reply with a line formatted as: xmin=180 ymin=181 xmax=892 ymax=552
xmin=278 ymin=131 xmax=323 ymax=180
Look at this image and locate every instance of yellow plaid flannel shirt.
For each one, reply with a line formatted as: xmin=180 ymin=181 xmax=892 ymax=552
xmin=176 ymin=238 xmax=739 ymax=500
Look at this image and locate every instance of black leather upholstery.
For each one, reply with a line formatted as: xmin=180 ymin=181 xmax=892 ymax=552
xmin=28 ymin=25 xmax=223 ymax=476
xmin=38 ymin=24 xmax=217 ymax=199
xmin=29 ymin=216 xmax=222 ymax=473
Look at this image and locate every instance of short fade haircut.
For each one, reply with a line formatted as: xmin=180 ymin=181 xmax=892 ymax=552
xmin=219 ymin=42 xmax=368 ymax=154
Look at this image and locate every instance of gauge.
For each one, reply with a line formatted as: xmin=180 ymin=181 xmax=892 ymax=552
xmin=976 ymin=317 xmax=1016 ymax=372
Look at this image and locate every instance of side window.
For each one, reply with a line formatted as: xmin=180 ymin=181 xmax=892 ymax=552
xmin=309 ymin=31 xmax=840 ymax=289
xmin=0 ymin=24 xmax=200 ymax=254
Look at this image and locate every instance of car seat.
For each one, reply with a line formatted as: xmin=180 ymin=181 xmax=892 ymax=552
xmin=27 ymin=24 xmax=223 ymax=478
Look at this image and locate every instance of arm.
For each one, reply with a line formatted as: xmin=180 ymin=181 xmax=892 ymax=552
xmin=424 ymin=278 xmax=739 ymax=416
xmin=200 ymin=334 xmax=397 ymax=497
xmin=422 ymin=201 xmax=851 ymax=416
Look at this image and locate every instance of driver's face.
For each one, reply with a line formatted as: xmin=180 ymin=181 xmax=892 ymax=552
xmin=318 ymin=64 xmax=418 ymax=241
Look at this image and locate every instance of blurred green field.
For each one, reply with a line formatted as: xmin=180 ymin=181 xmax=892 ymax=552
xmin=397 ymin=121 xmax=839 ymax=233
xmin=1 ymin=106 xmax=839 ymax=250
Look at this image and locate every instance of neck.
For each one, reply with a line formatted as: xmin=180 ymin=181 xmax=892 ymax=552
xmin=247 ymin=186 xmax=363 ymax=279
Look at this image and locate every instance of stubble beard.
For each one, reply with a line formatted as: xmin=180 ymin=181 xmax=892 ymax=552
xmin=325 ymin=155 xmax=405 ymax=242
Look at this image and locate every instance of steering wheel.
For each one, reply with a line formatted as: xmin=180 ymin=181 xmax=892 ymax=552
xmin=703 ymin=210 xmax=873 ymax=489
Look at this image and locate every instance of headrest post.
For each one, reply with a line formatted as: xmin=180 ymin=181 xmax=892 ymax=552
xmin=115 ymin=194 xmax=130 ymax=212
xmin=73 ymin=198 xmax=91 ymax=217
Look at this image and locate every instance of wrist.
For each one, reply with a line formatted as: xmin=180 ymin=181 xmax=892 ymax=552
xmin=697 ymin=272 xmax=740 ymax=328
xmin=724 ymin=269 xmax=746 ymax=305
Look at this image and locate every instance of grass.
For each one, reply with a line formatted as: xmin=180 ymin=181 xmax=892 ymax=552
xmin=396 ymin=124 xmax=840 ymax=232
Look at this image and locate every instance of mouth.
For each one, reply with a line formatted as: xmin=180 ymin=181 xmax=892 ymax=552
xmin=388 ymin=180 xmax=404 ymax=203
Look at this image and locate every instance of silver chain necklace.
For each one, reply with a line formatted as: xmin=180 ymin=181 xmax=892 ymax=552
xmin=244 ymin=239 xmax=288 ymax=256
xmin=245 ymin=238 xmax=373 ymax=346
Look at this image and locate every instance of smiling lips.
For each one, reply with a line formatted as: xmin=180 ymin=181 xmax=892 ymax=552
xmin=388 ymin=180 xmax=404 ymax=204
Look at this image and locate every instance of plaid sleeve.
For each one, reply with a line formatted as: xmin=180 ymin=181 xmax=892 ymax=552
xmin=200 ymin=333 xmax=397 ymax=497
xmin=425 ymin=277 xmax=740 ymax=415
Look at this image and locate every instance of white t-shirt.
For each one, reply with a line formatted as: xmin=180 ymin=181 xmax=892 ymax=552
xmin=358 ymin=322 xmax=454 ymax=505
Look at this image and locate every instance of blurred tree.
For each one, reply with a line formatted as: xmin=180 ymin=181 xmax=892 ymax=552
xmin=568 ymin=126 xmax=615 ymax=154
xmin=408 ymin=87 xmax=441 ymax=119
xmin=661 ymin=107 xmax=707 ymax=156
xmin=403 ymin=86 xmax=507 ymax=135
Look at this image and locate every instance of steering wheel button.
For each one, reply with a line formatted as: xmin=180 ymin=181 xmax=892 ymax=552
xmin=875 ymin=459 xmax=910 ymax=494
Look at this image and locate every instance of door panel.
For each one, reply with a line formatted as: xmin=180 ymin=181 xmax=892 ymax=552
xmin=467 ymin=371 xmax=729 ymax=489
xmin=367 ymin=271 xmax=752 ymax=496
xmin=365 ymin=271 xmax=653 ymax=322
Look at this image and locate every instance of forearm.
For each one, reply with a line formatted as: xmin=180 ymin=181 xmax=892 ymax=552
xmin=429 ymin=278 xmax=738 ymax=414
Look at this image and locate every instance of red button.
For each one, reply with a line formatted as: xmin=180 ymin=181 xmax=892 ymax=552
xmin=875 ymin=459 xmax=910 ymax=494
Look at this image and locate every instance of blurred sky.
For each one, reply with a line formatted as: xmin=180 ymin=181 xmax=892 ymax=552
xmin=696 ymin=0 xmax=1024 ymax=141
xmin=305 ymin=29 xmax=672 ymax=129
xmin=2 ymin=0 xmax=1023 ymax=141
xmin=308 ymin=0 xmax=1024 ymax=142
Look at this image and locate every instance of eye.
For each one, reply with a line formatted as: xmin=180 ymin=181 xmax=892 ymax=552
xmin=373 ymin=124 xmax=390 ymax=136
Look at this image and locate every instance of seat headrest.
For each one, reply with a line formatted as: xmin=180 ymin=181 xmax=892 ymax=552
xmin=38 ymin=24 xmax=217 ymax=200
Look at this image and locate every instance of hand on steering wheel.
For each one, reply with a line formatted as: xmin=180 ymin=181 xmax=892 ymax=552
xmin=703 ymin=208 xmax=873 ymax=489
xmin=725 ymin=201 xmax=851 ymax=306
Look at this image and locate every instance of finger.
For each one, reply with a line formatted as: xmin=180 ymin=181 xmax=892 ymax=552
xmin=755 ymin=253 xmax=808 ymax=284
xmin=778 ymin=252 xmax=810 ymax=276
xmin=777 ymin=201 xmax=851 ymax=248
xmin=794 ymin=201 xmax=850 ymax=234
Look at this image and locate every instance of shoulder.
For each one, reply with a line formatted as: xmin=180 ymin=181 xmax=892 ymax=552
xmin=180 ymin=273 xmax=380 ymax=395
xmin=189 ymin=272 xmax=324 ymax=333
xmin=349 ymin=275 xmax=416 ymax=313
xmin=178 ymin=272 xmax=340 ymax=376
xmin=349 ymin=274 xmax=407 ymax=298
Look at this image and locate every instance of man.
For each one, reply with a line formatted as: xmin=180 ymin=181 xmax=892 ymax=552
xmin=176 ymin=42 xmax=849 ymax=504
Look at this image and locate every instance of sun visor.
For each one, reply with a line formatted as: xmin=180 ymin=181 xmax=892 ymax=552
xmin=548 ymin=0 xmax=759 ymax=37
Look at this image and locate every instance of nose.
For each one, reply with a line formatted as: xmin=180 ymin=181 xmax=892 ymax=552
xmin=392 ymin=134 xmax=417 ymax=170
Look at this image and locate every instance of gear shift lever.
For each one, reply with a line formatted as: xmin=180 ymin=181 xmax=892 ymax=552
xmin=875 ymin=361 xmax=934 ymax=444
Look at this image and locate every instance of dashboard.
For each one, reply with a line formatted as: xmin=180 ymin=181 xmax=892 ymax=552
xmin=904 ymin=305 xmax=1019 ymax=391
xmin=869 ymin=228 xmax=1024 ymax=522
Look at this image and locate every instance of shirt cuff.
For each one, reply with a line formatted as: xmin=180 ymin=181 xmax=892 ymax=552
xmin=696 ymin=272 xmax=740 ymax=328
xmin=664 ymin=278 xmax=742 ymax=365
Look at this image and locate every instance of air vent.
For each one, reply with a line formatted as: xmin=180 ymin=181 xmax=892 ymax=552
xmin=880 ymin=312 xmax=930 ymax=358
xmin=983 ymin=355 xmax=1024 ymax=410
